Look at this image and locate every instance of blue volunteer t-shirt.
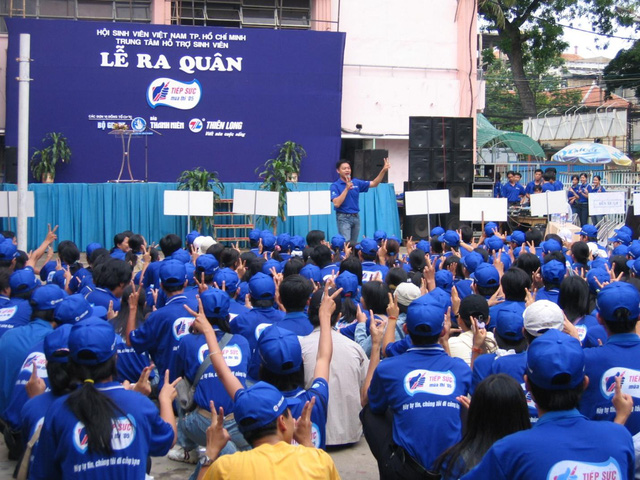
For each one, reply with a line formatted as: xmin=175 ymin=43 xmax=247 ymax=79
xmin=330 ymin=178 xmax=370 ymax=214
xmin=0 ymin=295 xmax=30 ymax=337
xmin=490 ymin=351 xmax=538 ymax=423
xmin=129 ymin=294 xmax=197 ymax=388
xmin=274 ymin=311 xmax=314 ymax=337
xmin=114 ymin=336 xmax=155 ymax=384
xmin=534 ymin=287 xmax=559 ymax=305
xmin=470 ymin=352 xmax=497 ymax=395
xmin=368 ymin=345 xmax=471 ymax=469
xmin=21 ymin=390 xmax=56 ymax=449
xmin=361 ymin=262 xmax=389 ymax=283
xmin=84 ymin=287 xmax=121 ymax=314
xmin=461 ymin=410 xmax=634 ymax=480
xmin=29 ymin=382 xmax=174 ymax=480
xmin=284 ymin=377 xmax=329 ymax=450
xmin=171 ymin=329 xmax=249 ymax=413
xmin=501 ymin=183 xmax=525 ymax=202
xmin=574 ymin=315 xmax=606 ymax=349
xmin=579 ymin=333 xmax=640 ymax=435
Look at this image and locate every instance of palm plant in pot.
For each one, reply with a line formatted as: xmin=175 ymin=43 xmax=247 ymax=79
xmin=30 ymin=132 xmax=72 ymax=183
xmin=177 ymin=167 xmax=225 ymax=232
xmin=255 ymin=141 xmax=306 ymax=232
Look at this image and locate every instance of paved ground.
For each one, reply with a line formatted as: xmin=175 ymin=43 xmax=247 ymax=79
xmin=0 ymin=434 xmax=378 ymax=479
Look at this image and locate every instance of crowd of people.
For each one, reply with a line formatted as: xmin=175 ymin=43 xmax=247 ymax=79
xmin=0 ymin=213 xmax=639 ymax=479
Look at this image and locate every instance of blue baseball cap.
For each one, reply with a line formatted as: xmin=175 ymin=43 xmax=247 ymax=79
xmin=586 ymin=268 xmax=609 ymax=293
xmin=612 ymin=245 xmax=629 ymax=257
xmin=374 ymin=230 xmax=387 ymax=243
xmin=406 ymin=301 xmax=446 ymax=336
xmin=39 ymin=261 xmax=57 ymax=283
xmin=415 ymin=240 xmax=430 ymax=253
xmin=335 ymin=271 xmax=358 ymax=298
xmin=460 ymin=252 xmax=484 ymax=274
xmin=438 ymin=230 xmax=460 ymax=247
xmin=615 ymin=226 xmax=633 ymax=237
xmin=541 ymin=239 xmax=562 ymax=253
xmin=629 ymin=258 xmax=640 ymax=276
xmin=261 ymin=232 xmax=276 ymax=251
xmin=609 ymin=232 xmax=631 ymax=246
xmin=200 ymin=288 xmax=231 ymax=319
xmin=496 ymin=304 xmax=524 ymax=341
xmin=0 ymin=239 xmax=18 ymax=261
xmin=195 ymin=254 xmax=219 ymax=276
xmin=506 ymin=230 xmax=526 ymax=245
xmin=85 ymin=242 xmax=103 ymax=258
xmin=185 ymin=263 xmax=196 ymax=286
xmin=54 ymin=294 xmax=107 ymax=325
xmin=526 ymin=330 xmax=585 ymax=390
xmin=300 ymin=264 xmax=322 ymax=283
xmin=471 ymin=264 xmax=500 ymax=289
xmin=69 ymin=317 xmax=117 ymax=365
xmin=331 ymin=235 xmax=346 ymax=250
xmin=430 ymin=226 xmax=445 ymax=237
xmin=160 ymin=259 xmax=187 ymax=287
xmin=435 ymin=270 xmax=453 ymax=291
xmin=484 ymin=222 xmax=498 ymax=237
xmin=170 ymin=248 xmax=191 ymax=264
xmin=258 ymin=325 xmax=302 ymax=374
xmin=276 ymin=233 xmax=292 ymax=251
xmin=10 ymin=268 xmax=40 ymax=295
xmin=262 ymin=259 xmax=283 ymax=276
xmin=248 ymin=229 xmax=261 ymax=242
xmin=579 ymin=224 xmax=598 ymax=238
xmin=43 ymin=324 xmax=73 ymax=363
xmin=356 ymin=238 xmax=378 ymax=256
xmin=249 ymin=272 xmax=275 ymax=299
xmin=234 ymin=382 xmax=298 ymax=433
xmin=590 ymin=257 xmax=607 ymax=270
xmin=542 ymin=259 xmax=566 ymax=284
xmin=186 ymin=230 xmax=200 ymax=245
xmin=31 ymin=284 xmax=66 ymax=311
xmin=213 ymin=267 xmax=239 ymax=293
xmin=628 ymin=241 xmax=640 ymax=259
xmin=484 ymin=236 xmax=504 ymax=252
xmin=290 ymin=235 xmax=305 ymax=251
xmin=597 ymin=282 xmax=640 ymax=322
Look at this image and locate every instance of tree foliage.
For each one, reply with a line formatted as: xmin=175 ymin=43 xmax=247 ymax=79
xmin=479 ymin=0 xmax=640 ymax=118
xmin=604 ymin=39 xmax=640 ymax=98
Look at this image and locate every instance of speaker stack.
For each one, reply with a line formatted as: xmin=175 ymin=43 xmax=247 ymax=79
xmin=353 ymin=149 xmax=389 ymax=182
xmin=404 ymin=117 xmax=474 ymax=239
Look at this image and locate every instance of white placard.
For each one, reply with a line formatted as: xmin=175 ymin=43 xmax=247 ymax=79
xmin=589 ymin=191 xmax=626 ymax=215
xmin=405 ymin=190 xmax=450 ymax=215
xmin=459 ymin=197 xmax=508 ymax=222
xmin=163 ymin=190 xmax=213 ymax=216
xmin=530 ymin=190 xmax=567 ymax=216
xmin=634 ymin=193 xmax=640 ymax=215
xmin=286 ymin=191 xmax=310 ymax=216
xmin=0 ymin=192 xmax=35 ymax=217
xmin=309 ymin=191 xmax=331 ymax=215
xmin=163 ymin=190 xmax=189 ymax=216
xmin=233 ymin=189 xmax=257 ymax=215
xmin=255 ymin=190 xmax=279 ymax=217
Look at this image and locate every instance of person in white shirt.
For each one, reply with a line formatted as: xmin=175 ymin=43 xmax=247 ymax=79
xmin=448 ymin=294 xmax=496 ymax=367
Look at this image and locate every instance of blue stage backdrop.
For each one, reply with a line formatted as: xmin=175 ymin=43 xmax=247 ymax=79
xmin=5 ymin=19 xmax=345 ymax=183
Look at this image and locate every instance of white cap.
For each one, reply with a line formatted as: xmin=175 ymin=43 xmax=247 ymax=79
xmin=558 ymin=229 xmax=573 ymax=244
xmin=523 ymin=300 xmax=564 ymax=337
xmin=193 ymin=235 xmax=216 ymax=254
xmin=394 ymin=282 xmax=421 ymax=307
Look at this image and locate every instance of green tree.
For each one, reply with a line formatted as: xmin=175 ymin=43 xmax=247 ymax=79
xmin=604 ymin=39 xmax=640 ymax=98
xmin=479 ymin=0 xmax=639 ymax=119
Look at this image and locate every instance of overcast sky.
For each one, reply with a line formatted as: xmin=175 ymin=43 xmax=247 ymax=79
xmin=561 ymin=21 xmax=638 ymax=59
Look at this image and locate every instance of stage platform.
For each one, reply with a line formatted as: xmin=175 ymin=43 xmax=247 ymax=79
xmin=0 ymin=182 xmax=400 ymax=251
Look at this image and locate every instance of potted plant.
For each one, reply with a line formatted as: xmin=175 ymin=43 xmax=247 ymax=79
xmin=255 ymin=141 xmax=306 ymax=231
xmin=177 ymin=167 xmax=225 ymax=232
xmin=30 ymin=132 xmax=72 ymax=183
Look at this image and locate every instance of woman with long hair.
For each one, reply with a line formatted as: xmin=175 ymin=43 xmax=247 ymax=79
xmin=30 ymin=318 xmax=180 ymax=479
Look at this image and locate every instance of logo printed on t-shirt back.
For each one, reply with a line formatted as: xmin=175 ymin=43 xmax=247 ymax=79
xmin=403 ymin=369 xmax=456 ymax=396
xmin=547 ymin=458 xmax=621 ymax=480
xmin=172 ymin=317 xmax=195 ymax=340
xmin=197 ymin=342 xmax=243 ymax=367
xmin=0 ymin=306 xmax=17 ymax=322
xmin=72 ymin=416 xmax=137 ymax=454
xmin=600 ymin=367 xmax=640 ymax=399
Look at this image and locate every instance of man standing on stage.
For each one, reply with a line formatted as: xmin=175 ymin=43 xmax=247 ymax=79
xmin=331 ymin=158 xmax=390 ymax=245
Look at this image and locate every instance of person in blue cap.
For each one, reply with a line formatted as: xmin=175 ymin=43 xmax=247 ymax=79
xmin=169 ymin=288 xmax=250 ymax=467
xmin=579 ymin=281 xmax=640 ymax=435
xmin=558 ymin=276 xmax=606 ymax=349
xmin=357 ymin=238 xmax=389 ymax=282
xmin=128 ymin=260 xmax=198 ymax=389
xmin=361 ymin=299 xmax=471 ymax=477
xmin=331 ymin=158 xmax=390 ymax=245
xmin=230 ymin=272 xmax=284 ymax=382
xmin=470 ymin=263 xmax=500 ymax=300
xmin=462 ymin=329 xmax=634 ymax=480
xmin=488 ymin=268 xmax=530 ymax=331
xmin=30 ymin=318 xmax=180 ymax=480
xmin=535 ymin=259 xmax=565 ymax=305
xmin=0 ymin=268 xmax=31 ymax=338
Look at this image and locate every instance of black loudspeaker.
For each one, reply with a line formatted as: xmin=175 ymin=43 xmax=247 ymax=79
xmin=354 ymin=149 xmax=388 ymax=182
xmin=4 ymin=147 xmax=17 ymax=184
xmin=403 ymin=214 xmax=432 ymax=239
xmin=409 ymin=117 xmax=434 ymax=149
xmin=454 ymin=117 xmax=474 ymax=150
xmin=408 ymin=149 xmax=473 ymax=183
xmin=431 ymin=117 xmax=455 ymax=149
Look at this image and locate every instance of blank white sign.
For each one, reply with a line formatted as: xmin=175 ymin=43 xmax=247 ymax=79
xmin=589 ymin=191 xmax=625 ymax=215
xmin=233 ymin=189 xmax=257 ymax=215
xmin=0 ymin=191 xmax=35 ymax=217
xmin=459 ymin=197 xmax=507 ymax=222
xmin=255 ymin=190 xmax=279 ymax=217
xmin=405 ymin=190 xmax=450 ymax=215
xmin=530 ymin=190 xmax=567 ymax=216
xmin=309 ymin=191 xmax=331 ymax=215
xmin=634 ymin=193 xmax=640 ymax=215
xmin=286 ymin=191 xmax=309 ymax=216
xmin=188 ymin=191 xmax=214 ymax=217
xmin=163 ymin=190 xmax=213 ymax=216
